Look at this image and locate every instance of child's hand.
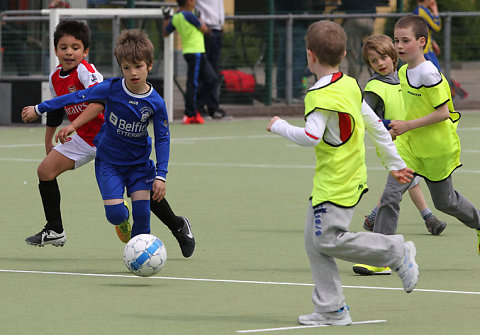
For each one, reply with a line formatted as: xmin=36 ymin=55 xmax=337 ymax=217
xmin=267 ymin=116 xmax=280 ymax=132
xmin=55 ymin=125 xmax=75 ymax=144
xmin=390 ymin=167 xmax=414 ymax=184
xmin=21 ymin=106 xmax=39 ymax=123
xmin=389 ymin=120 xmax=410 ymax=136
xmin=151 ymin=179 xmax=166 ymax=202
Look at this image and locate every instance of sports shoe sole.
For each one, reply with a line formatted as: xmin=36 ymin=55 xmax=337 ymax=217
xmin=353 ymin=265 xmax=392 ymax=275
xmin=26 ymin=240 xmax=65 ymax=247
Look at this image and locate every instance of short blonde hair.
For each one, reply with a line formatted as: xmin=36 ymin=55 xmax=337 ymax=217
xmin=305 ymin=20 xmax=346 ymax=67
xmin=362 ymin=35 xmax=398 ymax=69
xmin=114 ymin=29 xmax=154 ymax=67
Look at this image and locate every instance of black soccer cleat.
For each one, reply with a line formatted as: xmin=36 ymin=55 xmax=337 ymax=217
xmin=25 ymin=228 xmax=66 ymax=247
xmin=172 ymin=217 xmax=195 ymax=258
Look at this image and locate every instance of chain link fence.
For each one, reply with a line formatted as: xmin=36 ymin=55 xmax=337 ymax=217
xmin=1 ymin=10 xmax=480 ymax=123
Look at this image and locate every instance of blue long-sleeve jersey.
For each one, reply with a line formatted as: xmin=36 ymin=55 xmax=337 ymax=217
xmin=36 ymin=77 xmax=170 ymax=180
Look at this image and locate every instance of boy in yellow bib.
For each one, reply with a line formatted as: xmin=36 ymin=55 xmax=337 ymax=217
xmin=372 ymin=15 xmax=480 ymax=253
xmin=267 ymin=20 xmax=419 ymax=327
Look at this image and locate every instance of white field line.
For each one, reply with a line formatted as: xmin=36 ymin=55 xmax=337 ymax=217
xmin=236 ymin=320 xmax=387 ymax=333
xmin=1 ymin=269 xmax=480 ymax=296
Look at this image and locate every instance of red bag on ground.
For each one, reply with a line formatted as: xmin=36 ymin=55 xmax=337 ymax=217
xmin=220 ymin=70 xmax=255 ymax=93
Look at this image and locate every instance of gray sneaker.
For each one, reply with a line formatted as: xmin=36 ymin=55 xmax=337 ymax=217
xmin=425 ymin=216 xmax=447 ymax=235
xmin=25 ymin=228 xmax=66 ymax=247
xmin=395 ymin=241 xmax=419 ymax=293
xmin=298 ymin=306 xmax=352 ymax=326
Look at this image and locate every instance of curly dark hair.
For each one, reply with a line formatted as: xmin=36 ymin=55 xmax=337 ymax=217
xmin=53 ymin=20 xmax=90 ymax=50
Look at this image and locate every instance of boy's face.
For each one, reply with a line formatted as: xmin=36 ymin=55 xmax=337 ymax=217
xmin=367 ymin=49 xmax=394 ymax=76
xmin=120 ymin=60 xmax=153 ymax=93
xmin=394 ymin=26 xmax=425 ymax=64
xmin=54 ymin=35 xmax=88 ymax=71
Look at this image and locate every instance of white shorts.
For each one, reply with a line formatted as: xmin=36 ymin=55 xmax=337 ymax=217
xmin=53 ymin=134 xmax=96 ymax=169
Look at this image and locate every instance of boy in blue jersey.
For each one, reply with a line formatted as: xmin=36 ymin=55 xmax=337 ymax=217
xmin=267 ymin=20 xmax=418 ymax=326
xmin=21 ymin=29 xmax=195 ymax=256
xmin=163 ymin=0 xmax=219 ymax=124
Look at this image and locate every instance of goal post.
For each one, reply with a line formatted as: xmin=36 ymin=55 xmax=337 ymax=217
xmin=41 ymin=8 xmax=174 ymax=121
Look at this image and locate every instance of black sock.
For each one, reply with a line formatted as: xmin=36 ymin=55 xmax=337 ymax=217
xmin=39 ymin=179 xmax=63 ymax=233
xmin=150 ymin=191 xmax=183 ymax=232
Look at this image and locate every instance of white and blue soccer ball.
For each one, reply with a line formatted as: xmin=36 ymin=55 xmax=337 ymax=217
xmin=123 ymin=234 xmax=167 ymax=277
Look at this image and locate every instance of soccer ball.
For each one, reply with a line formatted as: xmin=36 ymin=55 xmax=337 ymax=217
xmin=123 ymin=234 xmax=167 ymax=277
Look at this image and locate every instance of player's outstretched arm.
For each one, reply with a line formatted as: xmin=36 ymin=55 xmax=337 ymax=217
xmin=55 ymin=102 xmax=104 ymax=143
xmin=267 ymin=116 xmax=281 ymax=132
xmin=21 ymin=106 xmax=39 ymax=123
xmin=390 ymin=167 xmax=414 ymax=184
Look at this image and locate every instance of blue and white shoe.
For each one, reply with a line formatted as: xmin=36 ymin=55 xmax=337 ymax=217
xmin=395 ymin=241 xmax=419 ymax=293
xmin=298 ymin=306 xmax=352 ymax=326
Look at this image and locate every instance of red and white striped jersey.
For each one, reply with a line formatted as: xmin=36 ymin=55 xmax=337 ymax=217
xmin=49 ymin=59 xmax=105 ymax=146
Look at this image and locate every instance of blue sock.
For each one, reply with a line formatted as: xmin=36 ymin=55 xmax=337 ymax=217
xmin=104 ymin=202 xmax=128 ymax=225
xmin=131 ymin=200 xmax=151 ymax=237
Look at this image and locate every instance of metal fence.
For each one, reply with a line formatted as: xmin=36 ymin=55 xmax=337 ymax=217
xmin=1 ymin=10 xmax=480 ymax=122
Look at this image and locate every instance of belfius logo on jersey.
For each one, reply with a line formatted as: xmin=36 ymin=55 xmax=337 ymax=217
xmin=109 ymin=111 xmax=149 ymax=138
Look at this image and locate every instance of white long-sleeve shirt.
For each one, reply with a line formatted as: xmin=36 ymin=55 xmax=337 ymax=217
xmin=271 ymin=100 xmax=406 ymax=173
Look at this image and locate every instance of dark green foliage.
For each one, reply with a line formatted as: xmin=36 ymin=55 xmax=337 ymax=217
xmin=221 ymin=22 xmax=265 ymax=70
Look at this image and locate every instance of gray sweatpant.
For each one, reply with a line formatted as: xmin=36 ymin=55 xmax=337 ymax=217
xmin=374 ymin=174 xmax=480 ymax=235
xmin=304 ymin=201 xmax=405 ymax=313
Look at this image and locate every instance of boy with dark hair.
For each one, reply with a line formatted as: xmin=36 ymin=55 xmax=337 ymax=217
xmin=267 ymin=20 xmax=419 ymax=326
xmin=22 ymin=29 xmax=195 ymax=257
xmin=163 ymin=0 xmax=219 ymax=124
xmin=25 ymin=20 xmax=105 ymax=247
xmin=371 ymin=14 xmax=480 ymax=251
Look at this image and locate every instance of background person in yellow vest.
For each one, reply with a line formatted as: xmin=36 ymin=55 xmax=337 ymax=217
xmin=375 ymin=15 xmax=480 ymax=252
xmin=267 ymin=20 xmax=418 ymax=327
xmin=163 ymin=0 xmax=219 ymax=124
xmin=353 ymin=34 xmax=446 ymax=276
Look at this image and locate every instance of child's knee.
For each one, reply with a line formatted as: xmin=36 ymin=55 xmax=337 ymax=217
xmin=105 ymin=203 xmax=128 ymax=225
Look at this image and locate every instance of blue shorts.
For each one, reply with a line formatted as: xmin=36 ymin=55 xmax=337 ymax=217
xmin=94 ymin=158 xmax=156 ymax=200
